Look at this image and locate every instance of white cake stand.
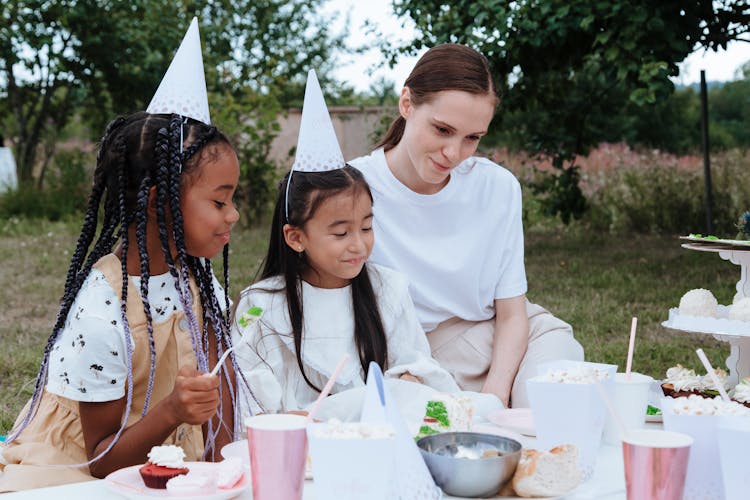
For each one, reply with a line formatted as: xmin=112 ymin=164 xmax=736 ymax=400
xmin=661 ymin=243 xmax=750 ymax=387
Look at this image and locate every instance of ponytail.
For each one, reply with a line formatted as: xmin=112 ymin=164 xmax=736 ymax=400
xmin=376 ymin=116 xmax=406 ymax=152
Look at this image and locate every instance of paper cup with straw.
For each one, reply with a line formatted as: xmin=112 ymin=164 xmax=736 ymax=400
xmin=602 ymin=317 xmax=653 ymax=443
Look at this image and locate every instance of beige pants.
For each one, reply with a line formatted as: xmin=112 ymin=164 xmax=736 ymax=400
xmin=428 ymin=300 xmax=583 ymax=408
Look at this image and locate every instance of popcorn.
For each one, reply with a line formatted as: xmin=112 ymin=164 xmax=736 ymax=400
xmin=539 ymin=367 xmax=610 ymax=384
xmin=311 ymin=419 xmax=395 ymax=439
xmin=670 ymin=395 xmax=750 ymax=416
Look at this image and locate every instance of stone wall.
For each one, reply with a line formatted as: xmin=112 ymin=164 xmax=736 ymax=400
xmin=269 ymin=105 xmax=397 ymax=167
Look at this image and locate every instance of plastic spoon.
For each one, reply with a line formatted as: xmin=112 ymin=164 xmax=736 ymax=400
xmin=207 ymin=306 xmax=263 ymax=377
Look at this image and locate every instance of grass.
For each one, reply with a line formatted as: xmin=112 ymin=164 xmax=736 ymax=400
xmin=0 ymin=219 xmax=735 ymax=434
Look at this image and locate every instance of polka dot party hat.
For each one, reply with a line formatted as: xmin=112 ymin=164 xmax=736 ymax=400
xmin=291 ymin=69 xmax=345 ymax=173
xmin=147 ymin=17 xmax=210 ymax=125
xmin=284 ymin=69 xmax=345 ymax=220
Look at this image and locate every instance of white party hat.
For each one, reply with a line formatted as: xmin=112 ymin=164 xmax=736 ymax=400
xmin=291 ymin=69 xmax=345 ymax=172
xmin=146 ymin=17 xmax=211 ymax=124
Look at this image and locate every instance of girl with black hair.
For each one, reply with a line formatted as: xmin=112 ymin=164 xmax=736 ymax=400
xmin=232 ymin=165 xmax=459 ymax=414
xmin=0 ymin=112 xmax=248 ymax=490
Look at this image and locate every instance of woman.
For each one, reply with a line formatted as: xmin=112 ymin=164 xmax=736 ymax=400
xmin=349 ymin=43 xmax=583 ymax=408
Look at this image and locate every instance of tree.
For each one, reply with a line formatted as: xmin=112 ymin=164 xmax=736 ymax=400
xmin=390 ymin=0 xmax=750 ymax=222
xmin=0 ymin=0 xmax=345 ymax=193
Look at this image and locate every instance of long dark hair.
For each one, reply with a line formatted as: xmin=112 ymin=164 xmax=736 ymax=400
xmin=377 ymin=43 xmax=499 ymax=151
xmin=259 ymin=165 xmax=388 ymax=391
xmin=8 ymin=112 xmax=247 ymax=461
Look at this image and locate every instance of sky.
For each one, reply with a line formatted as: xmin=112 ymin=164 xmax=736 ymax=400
xmin=324 ymin=0 xmax=750 ymax=93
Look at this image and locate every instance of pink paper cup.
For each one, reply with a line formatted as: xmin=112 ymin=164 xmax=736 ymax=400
xmin=246 ymin=414 xmax=308 ymax=500
xmin=622 ymin=429 xmax=693 ymax=500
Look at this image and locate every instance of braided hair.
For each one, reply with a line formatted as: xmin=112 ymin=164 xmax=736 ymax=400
xmin=7 ymin=112 xmax=250 ymax=461
xmin=259 ymin=165 xmax=389 ymax=391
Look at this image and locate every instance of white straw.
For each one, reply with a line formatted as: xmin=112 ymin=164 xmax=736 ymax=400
xmin=695 ymin=348 xmax=731 ymax=402
xmin=306 ymin=354 xmax=350 ymax=423
xmin=625 ymin=317 xmax=637 ymax=381
xmin=594 ymin=380 xmax=628 ymax=439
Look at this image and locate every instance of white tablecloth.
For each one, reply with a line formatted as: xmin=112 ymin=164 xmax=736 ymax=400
xmin=1 ymin=442 xmax=629 ymax=500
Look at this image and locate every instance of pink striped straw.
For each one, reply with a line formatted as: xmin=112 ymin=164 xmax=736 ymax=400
xmin=306 ymin=353 xmax=350 ymax=423
xmin=625 ymin=317 xmax=638 ymax=381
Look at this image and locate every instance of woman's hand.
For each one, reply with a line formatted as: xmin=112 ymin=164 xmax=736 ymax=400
xmin=166 ymin=366 xmax=221 ymax=425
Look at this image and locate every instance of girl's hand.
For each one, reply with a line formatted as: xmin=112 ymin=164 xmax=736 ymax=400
xmin=167 ymin=366 xmax=221 ymax=425
xmin=400 ymin=372 xmax=422 ymax=384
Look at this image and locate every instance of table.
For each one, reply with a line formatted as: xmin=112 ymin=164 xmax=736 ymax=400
xmin=2 ymin=427 xmax=634 ymax=500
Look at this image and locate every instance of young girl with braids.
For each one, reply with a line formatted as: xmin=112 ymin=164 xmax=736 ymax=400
xmin=231 ymin=70 xmax=458 ymax=416
xmin=0 ymin=112 xmax=245 ymax=491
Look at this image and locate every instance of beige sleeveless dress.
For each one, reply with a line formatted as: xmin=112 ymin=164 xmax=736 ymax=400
xmin=0 ymin=254 xmax=205 ymax=491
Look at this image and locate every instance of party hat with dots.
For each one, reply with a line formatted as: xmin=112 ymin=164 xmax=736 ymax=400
xmin=147 ymin=17 xmax=211 ymax=125
xmin=291 ymin=69 xmax=345 ymax=173
xmin=285 ymin=69 xmax=345 ymax=219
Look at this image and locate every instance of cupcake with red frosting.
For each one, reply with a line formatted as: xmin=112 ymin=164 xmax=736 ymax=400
xmin=139 ymin=445 xmax=189 ymax=489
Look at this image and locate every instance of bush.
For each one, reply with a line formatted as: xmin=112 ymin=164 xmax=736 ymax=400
xmin=495 ymin=144 xmax=750 ymax=235
xmin=0 ymin=149 xmax=91 ymax=220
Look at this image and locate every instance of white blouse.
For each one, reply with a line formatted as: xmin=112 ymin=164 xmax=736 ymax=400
xmin=232 ymin=264 xmax=459 ymax=414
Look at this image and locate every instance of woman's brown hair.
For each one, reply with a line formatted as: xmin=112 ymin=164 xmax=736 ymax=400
xmin=377 ymin=43 xmax=499 ymax=151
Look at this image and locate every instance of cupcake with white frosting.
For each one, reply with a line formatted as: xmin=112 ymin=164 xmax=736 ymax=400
xmin=661 ymin=365 xmax=704 ymax=398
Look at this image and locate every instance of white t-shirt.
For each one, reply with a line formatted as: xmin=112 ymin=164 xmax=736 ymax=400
xmin=46 ymin=268 xmax=227 ymax=402
xmin=232 ymin=263 xmax=459 ymax=414
xmin=349 ymin=149 xmax=527 ymax=332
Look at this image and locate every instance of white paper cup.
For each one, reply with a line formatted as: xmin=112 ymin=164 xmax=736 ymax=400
xmin=660 ymin=397 xmax=741 ymax=500
xmin=307 ymin=422 xmax=396 ymax=500
xmin=603 ymin=372 xmax=653 ymax=444
xmin=528 ymin=361 xmax=617 ymax=480
xmin=717 ymin=416 xmax=750 ymax=500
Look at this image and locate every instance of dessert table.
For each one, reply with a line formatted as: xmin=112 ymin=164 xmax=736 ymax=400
xmin=2 ymin=424 xmax=638 ymax=500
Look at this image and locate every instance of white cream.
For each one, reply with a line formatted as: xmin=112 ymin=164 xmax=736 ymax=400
xmin=664 ymin=365 xmax=702 ymax=392
xmin=147 ymin=445 xmax=186 ymax=468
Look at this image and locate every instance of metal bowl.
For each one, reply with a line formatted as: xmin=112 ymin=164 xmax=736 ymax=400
xmin=417 ymin=432 xmax=522 ymax=498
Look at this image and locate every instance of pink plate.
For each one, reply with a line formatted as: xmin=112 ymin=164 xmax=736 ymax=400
xmin=486 ymin=408 xmax=535 ymax=437
xmin=104 ymin=461 xmax=249 ymax=500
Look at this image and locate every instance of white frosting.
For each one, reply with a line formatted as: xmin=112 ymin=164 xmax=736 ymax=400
xmin=678 ymin=288 xmax=718 ymax=317
xmin=539 ymin=367 xmax=609 ymax=384
xmin=312 ymin=419 xmax=395 ymax=439
xmin=664 ymin=365 xmax=702 ymax=392
xmin=670 ymin=395 xmax=750 ymax=416
xmin=729 ymin=297 xmax=750 ymax=322
xmin=700 ymin=369 xmax=728 ymax=391
xmin=166 ymin=472 xmax=215 ymax=495
xmin=217 ymin=457 xmax=244 ymax=489
xmin=732 ymin=378 xmax=750 ymax=403
xmin=147 ymin=445 xmax=186 ymax=468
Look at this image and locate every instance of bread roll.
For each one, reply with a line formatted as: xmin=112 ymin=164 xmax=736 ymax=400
xmin=512 ymin=444 xmax=582 ymax=498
